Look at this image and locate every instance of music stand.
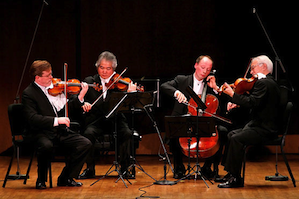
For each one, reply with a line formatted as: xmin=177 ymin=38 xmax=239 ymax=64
xmin=90 ymin=92 xmax=157 ymax=187
xmin=114 ymin=91 xmax=157 ymax=182
xmin=167 ymin=86 xmax=214 ymax=187
xmin=164 ymin=115 xmax=216 ymax=187
xmin=165 ymin=115 xmax=216 ymax=138
xmin=186 ymin=86 xmax=207 ymax=111
xmin=90 ymin=93 xmax=130 ymax=187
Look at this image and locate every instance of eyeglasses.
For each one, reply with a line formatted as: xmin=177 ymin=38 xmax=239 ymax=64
xmin=250 ymin=63 xmax=263 ymax=70
xmin=98 ymin=66 xmax=113 ymax=71
xmin=39 ymin=73 xmax=53 ymax=78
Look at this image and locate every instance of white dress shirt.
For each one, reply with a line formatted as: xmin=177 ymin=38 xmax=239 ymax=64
xmin=34 ymin=82 xmax=68 ymax=126
xmin=100 ymin=72 xmax=116 ymax=100
xmin=193 ymin=74 xmax=204 ymax=95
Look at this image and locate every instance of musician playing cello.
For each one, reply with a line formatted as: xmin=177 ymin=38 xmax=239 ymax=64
xmin=161 ymin=55 xmax=228 ymax=179
xmin=217 ymin=55 xmax=281 ymax=188
xmin=78 ymin=51 xmax=137 ymax=179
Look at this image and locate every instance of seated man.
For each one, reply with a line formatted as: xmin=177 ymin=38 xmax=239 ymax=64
xmin=22 ymin=60 xmax=92 ymax=189
xmin=218 ymin=55 xmax=281 ymax=188
xmin=161 ymin=55 xmax=228 ymax=179
xmin=78 ymin=51 xmax=137 ymax=179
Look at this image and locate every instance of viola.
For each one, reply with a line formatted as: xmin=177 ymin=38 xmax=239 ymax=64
xmin=179 ymin=94 xmax=221 ymax=158
xmin=88 ymin=68 xmax=145 ymax=109
xmin=218 ymin=75 xmax=258 ymax=95
xmin=106 ymin=73 xmax=144 ymax=92
xmin=48 ymin=78 xmax=101 ymax=96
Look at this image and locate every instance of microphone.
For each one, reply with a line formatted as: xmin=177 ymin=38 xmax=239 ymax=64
xmin=253 ymin=7 xmax=256 ymax=14
xmin=43 ymin=0 xmax=49 ymax=6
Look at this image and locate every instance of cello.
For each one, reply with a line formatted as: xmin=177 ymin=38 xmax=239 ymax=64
xmin=179 ymin=93 xmax=221 ymax=158
xmin=178 ymin=77 xmax=231 ymax=159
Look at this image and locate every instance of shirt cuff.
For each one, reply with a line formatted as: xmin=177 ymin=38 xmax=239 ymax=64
xmin=78 ymin=96 xmax=84 ymax=104
xmin=54 ymin=117 xmax=59 ymax=127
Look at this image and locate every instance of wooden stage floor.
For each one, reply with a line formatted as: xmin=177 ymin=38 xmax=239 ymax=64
xmin=0 ymin=154 xmax=298 ymax=199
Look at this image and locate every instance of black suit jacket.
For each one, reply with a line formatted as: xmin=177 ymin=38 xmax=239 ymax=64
xmin=22 ymin=82 xmax=83 ymax=139
xmin=161 ymin=74 xmax=217 ymax=116
xmin=231 ymin=74 xmax=280 ymax=134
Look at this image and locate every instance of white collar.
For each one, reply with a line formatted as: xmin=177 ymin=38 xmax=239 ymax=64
xmin=193 ymin=74 xmax=204 ymax=85
xmin=34 ymin=81 xmax=53 ymax=92
xmin=100 ymin=71 xmax=116 ymax=83
xmin=256 ymin=73 xmax=267 ymax=79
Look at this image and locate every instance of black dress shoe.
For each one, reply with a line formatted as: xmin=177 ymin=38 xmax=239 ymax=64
xmin=215 ymin=172 xmax=232 ymax=183
xmin=173 ymin=170 xmax=186 ymax=179
xmin=213 ymin=173 xmax=220 ymax=180
xmin=122 ymin=171 xmax=136 ymax=179
xmin=36 ymin=180 xmax=46 ymax=189
xmin=218 ymin=176 xmax=244 ymax=188
xmin=201 ymin=166 xmax=215 ymax=179
xmin=57 ymin=178 xmax=83 ymax=187
xmin=77 ymin=168 xmax=95 ymax=179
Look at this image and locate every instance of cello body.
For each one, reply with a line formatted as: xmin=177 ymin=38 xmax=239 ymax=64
xmin=179 ymin=94 xmax=220 ymax=158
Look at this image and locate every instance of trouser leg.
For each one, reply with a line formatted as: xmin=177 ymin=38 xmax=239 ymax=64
xmin=118 ymin=127 xmax=132 ymax=170
xmin=82 ymin=125 xmax=99 ymax=171
xmin=224 ymin=127 xmax=269 ymax=176
xmin=35 ymin=135 xmax=54 ymax=182
xmin=169 ymin=138 xmax=185 ymax=172
xmin=58 ymin=133 xmax=92 ymax=179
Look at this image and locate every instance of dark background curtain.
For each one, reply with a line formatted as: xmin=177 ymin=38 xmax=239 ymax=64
xmin=0 ymin=0 xmax=297 ymax=153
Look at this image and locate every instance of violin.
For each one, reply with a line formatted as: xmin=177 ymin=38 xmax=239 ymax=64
xmin=89 ymin=68 xmax=145 ymax=108
xmin=218 ymin=75 xmax=258 ymax=95
xmin=218 ymin=59 xmax=258 ymax=95
xmin=48 ymin=78 xmax=101 ymax=96
xmin=106 ymin=73 xmax=144 ymax=92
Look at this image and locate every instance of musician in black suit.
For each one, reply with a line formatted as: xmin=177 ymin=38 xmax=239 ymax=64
xmin=22 ymin=60 xmax=92 ymax=189
xmin=161 ymin=55 xmax=228 ymax=179
xmin=78 ymin=51 xmax=137 ymax=179
xmin=218 ymin=55 xmax=280 ymax=188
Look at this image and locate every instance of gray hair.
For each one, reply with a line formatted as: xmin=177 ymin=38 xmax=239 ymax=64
xmin=95 ymin=51 xmax=118 ymax=70
xmin=252 ymin=55 xmax=273 ymax=74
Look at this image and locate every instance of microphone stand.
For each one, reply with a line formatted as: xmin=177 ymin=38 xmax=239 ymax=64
xmin=253 ymin=7 xmax=294 ymax=92
xmin=14 ymin=0 xmax=48 ymax=103
xmin=143 ymin=104 xmax=176 ymax=185
xmin=8 ymin=0 xmax=48 ymax=183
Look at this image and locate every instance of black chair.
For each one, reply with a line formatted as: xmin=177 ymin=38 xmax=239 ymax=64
xmin=94 ymin=134 xmax=115 ymax=156
xmin=93 ymin=131 xmax=140 ymax=154
xmin=242 ymin=101 xmax=296 ymax=187
xmin=3 ymin=103 xmax=34 ymax=188
xmin=29 ymin=122 xmax=82 ymax=188
xmin=3 ymin=103 xmax=59 ymax=188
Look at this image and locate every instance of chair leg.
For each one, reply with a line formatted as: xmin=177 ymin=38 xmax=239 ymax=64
xmin=281 ymin=145 xmax=296 ymax=187
xmin=2 ymin=146 xmax=16 ymax=188
xmin=48 ymin=162 xmax=53 ymax=188
xmin=23 ymin=151 xmax=35 ymax=185
xmin=241 ymin=146 xmax=247 ymax=185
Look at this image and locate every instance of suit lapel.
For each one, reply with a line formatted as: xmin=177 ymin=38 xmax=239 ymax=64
xmin=188 ymin=74 xmax=193 ymax=87
xmin=31 ymin=83 xmax=57 ymax=116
